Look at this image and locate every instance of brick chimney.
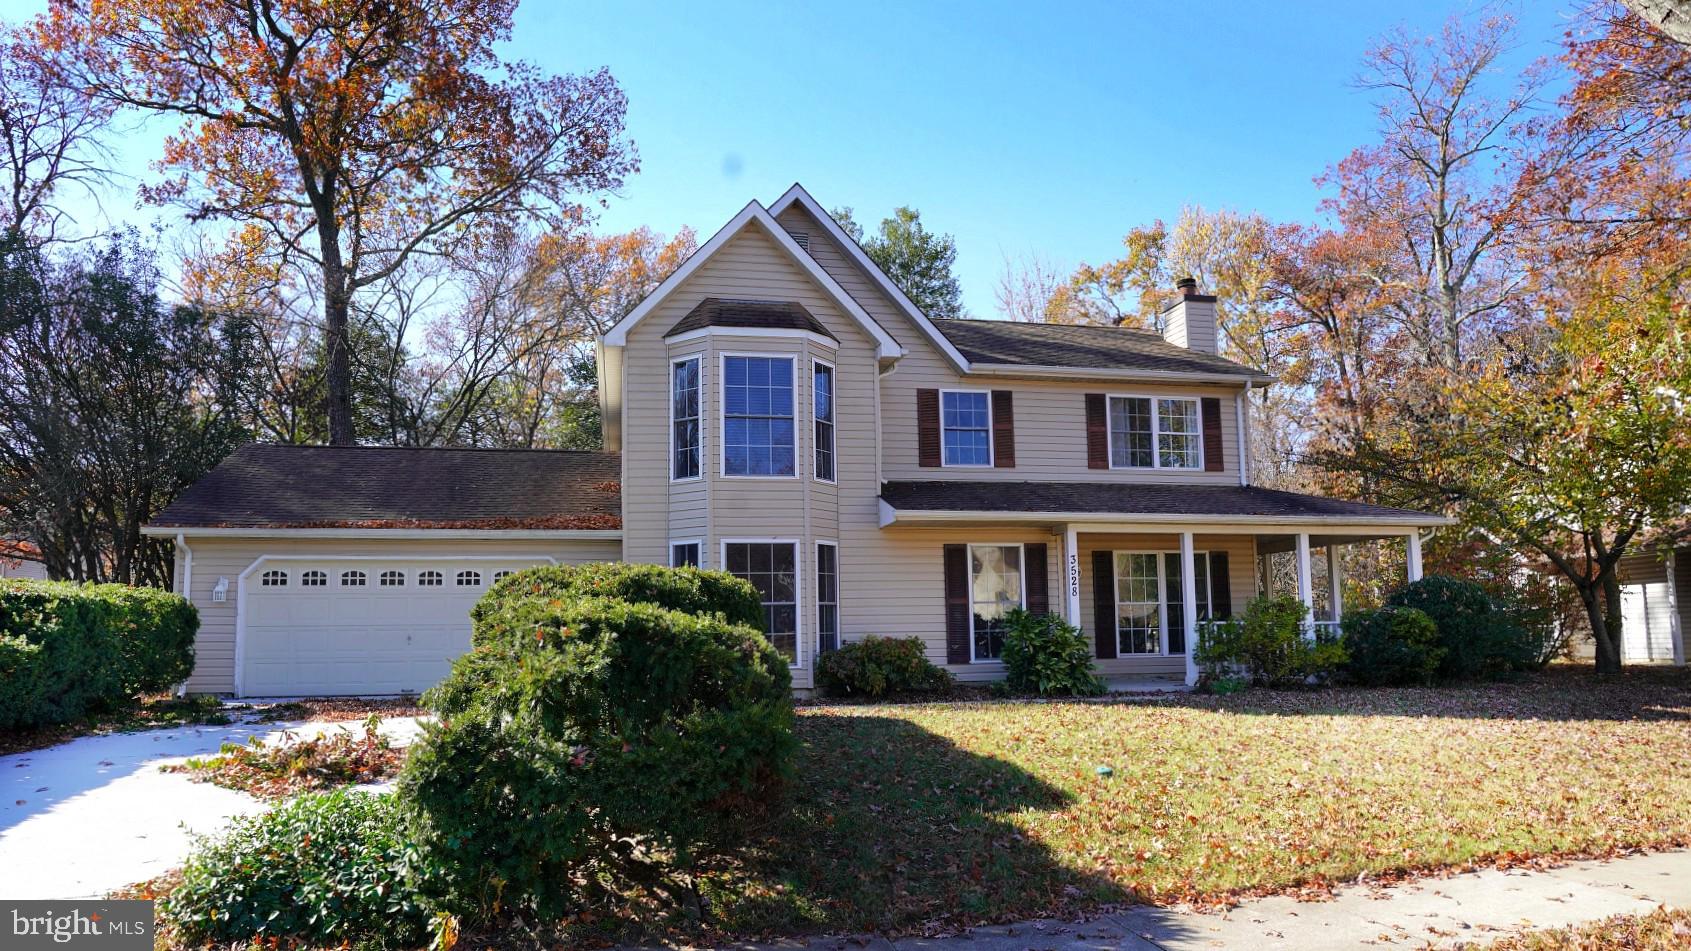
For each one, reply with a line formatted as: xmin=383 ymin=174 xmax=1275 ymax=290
xmin=1161 ymin=276 xmax=1218 ymax=353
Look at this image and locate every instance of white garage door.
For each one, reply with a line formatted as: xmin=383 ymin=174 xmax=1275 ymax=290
xmin=241 ymin=558 xmax=548 ymax=697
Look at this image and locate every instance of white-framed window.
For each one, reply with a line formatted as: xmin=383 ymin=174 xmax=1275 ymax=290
xmin=1108 ymin=395 xmax=1202 ymax=470
xmin=968 ymin=543 xmax=1024 ymax=661
xmin=260 ymin=569 xmax=288 ymax=587
xmin=722 ymin=354 xmax=797 ymax=477
xmin=813 ymin=360 xmax=835 ymax=483
xmin=723 ymin=540 xmax=800 ymax=666
xmin=418 ymin=570 xmax=443 ymax=587
xmin=941 ymin=390 xmax=993 ymax=466
xmin=670 ymin=540 xmax=702 ymax=568
xmin=492 ymin=570 xmax=514 ymax=584
xmin=817 ymin=541 xmax=839 ymax=653
xmin=1113 ymin=550 xmax=1216 ymax=655
xmin=456 ymin=569 xmax=482 ymax=587
xmin=341 ymin=570 xmax=367 ymax=587
xmin=379 ymin=570 xmax=405 ymax=587
xmin=672 ymin=356 xmax=701 ymax=481
xmin=300 ymin=569 xmax=328 ymax=587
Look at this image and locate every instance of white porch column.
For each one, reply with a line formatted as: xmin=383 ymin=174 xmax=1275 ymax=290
xmin=1295 ymin=532 xmax=1315 ymax=639
xmin=1407 ymin=532 xmax=1424 ymax=583
xmin=1326 ymin=544 xmax=1344 ymax=625
xmin=1180 ymin=531 xmax=1199 ymax=686
xmin=1064 ymin=525 xmax=1082 ymax=629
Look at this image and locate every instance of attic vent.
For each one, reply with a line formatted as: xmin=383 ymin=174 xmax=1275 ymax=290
xmin=789 ymin=231 xmax=810 ymax=250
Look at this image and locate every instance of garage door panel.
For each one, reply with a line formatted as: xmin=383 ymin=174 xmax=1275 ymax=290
xmin=241 ymin=557 xmax=548 ymax=696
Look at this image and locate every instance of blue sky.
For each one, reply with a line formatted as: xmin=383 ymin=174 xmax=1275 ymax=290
xmin=1 ymin=0 xmax=1576 ymax=315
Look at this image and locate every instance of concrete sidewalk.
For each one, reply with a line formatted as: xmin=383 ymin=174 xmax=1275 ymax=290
xmin=724 ymin=850 xmax=1691 ymax=951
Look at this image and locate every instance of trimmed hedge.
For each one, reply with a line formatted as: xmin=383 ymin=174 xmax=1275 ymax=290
xmin=0 ymin=579 xmax=197 ymax=730
xmin=1386 ymin=575 xmax=1534 ymax=680
xmin=406 ymin=564 xmax=795 ymax=921
xmin=816 ymin=636 xmax=954 ymax=698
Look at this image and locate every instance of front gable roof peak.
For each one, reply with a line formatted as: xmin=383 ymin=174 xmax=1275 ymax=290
xmin=602 ymin=199 xmax=903 ymax=358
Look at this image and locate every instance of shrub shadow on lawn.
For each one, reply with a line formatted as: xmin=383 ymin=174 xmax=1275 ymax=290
xmin=707 ymin=709 xmax=1177 ymax=941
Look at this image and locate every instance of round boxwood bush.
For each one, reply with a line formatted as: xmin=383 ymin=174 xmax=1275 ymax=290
xmin=1341 ymin=605 xmax=1443 ymax=686
xmin=474 ymin=562 xmax=764 ymax=635
xmin=405 ymin=574 xmax=795 ymax=921
xmin=1387 ymin=575 xmax=1532 ymax=680
xmin=815 ymin=635 xmax=954 ymax=698
xmin=161 ymin=791 xmax=431 ymax=947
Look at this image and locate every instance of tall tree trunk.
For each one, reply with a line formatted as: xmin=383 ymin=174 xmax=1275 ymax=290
xmin=321 ymin=248 xmax=355 ymax=446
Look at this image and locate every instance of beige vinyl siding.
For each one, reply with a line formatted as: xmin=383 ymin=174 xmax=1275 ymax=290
xmin=1080 ymin=533 xmax=1259 ymax=679
xmin=176 ymin=535 xmax=620 ymax=694
xmin=617 ymin=221 xmax=885 ymax=689
xmin=851 ymin=525 xmax=1064 ymax=682
xmin=775 ymin=203 xmax=1246 ymax=485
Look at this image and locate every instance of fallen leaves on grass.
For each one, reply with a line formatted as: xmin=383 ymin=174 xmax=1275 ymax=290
xmin=164 ymin=715 xmax=403 ymax=799
xmin=1449 ymin=904 xmax=1691 ymax=949
xmin=694 ymin=667 xmax=1691 ymax=939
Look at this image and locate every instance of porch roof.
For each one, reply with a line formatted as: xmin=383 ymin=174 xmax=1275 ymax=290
xmin=878 ymin=480 xmax=1450 ymax=528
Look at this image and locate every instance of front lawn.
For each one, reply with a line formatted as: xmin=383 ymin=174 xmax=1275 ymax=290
xmin=1463 ymin=905 xmax=1691 ymax=949
xmin=695 ymin=668 xmax=1691 ymax=938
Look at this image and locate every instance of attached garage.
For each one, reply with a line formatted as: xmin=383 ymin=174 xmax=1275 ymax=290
xmin=145 ymin=445 xmax=624 ymax=696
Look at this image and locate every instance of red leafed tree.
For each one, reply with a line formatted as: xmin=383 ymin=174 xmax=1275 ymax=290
xmin=31 ymin=0 xmax=637 ymax=445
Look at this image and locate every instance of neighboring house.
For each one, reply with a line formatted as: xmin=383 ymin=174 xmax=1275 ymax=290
xmin=0 ymin=540 xmax=49 ymax=580
xmin=145 ymin=184 xmax=1449 ymax=697
xmin=1605 ymin=540 xmax=1687 ymax=666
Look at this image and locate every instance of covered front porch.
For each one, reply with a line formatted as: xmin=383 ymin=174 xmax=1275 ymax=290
xmin=1057 ymin=522 xmax=1429 ymax=686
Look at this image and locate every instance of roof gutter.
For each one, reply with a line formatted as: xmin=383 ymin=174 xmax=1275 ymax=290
xmin=878 ymin=501 xmax=1453 ymax=530
xmin=141 ymin=527 xmax=624 ymax=541
xmin=963 ymin=363 xmax=1275 ymax=387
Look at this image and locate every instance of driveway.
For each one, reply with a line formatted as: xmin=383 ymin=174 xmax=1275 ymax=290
xmin=0 ymin=712 xmax=423 ymax=900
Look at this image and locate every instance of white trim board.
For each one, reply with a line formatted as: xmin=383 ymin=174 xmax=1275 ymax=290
xmin=602 ymin=199 xmax=903 ymax=359
xmin=143 ymin=527 xmax=622 ymax=540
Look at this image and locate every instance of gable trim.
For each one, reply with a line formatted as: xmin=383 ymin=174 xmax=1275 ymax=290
xmin=603 ymin=200 xmax=903 ymax=358
xmin=768 ymin=184 xmax=973 ymax=373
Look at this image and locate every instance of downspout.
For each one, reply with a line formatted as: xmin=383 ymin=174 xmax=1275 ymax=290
xmin=1236 ymin=383 xmax=1250 ymax=486
xmin=174 ymin=532 xmax=193 ymax=698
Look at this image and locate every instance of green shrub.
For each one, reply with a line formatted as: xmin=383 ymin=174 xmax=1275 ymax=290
xmin=405 ymin=577 xmax=796 ymax=922
xmin=1387 ymin=575 xmax=1533 ymax=679
xmin=474 ymin=562 xmax=764 ymax=634
xmin=815 ymin=636 xmax=954 ymax=698
xmin=161 ymin=791 xmax=432 ymax=947
xmin=1195 ymin=595 xmax=1347 ymax=689
xmin=1341 ymin=606 xmax=1444 ymax=686
xmin=0 ymin=579 xmax=195 ymax=730
xmin=1000 ymin=610 xmax=1105 ymax=696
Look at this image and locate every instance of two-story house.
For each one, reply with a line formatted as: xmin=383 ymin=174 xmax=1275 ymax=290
xmin=145 ymin=185 xmax=1448 ymax=697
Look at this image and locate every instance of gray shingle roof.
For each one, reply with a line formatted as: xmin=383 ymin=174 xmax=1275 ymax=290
xmin=666 ymin=298 xmax=836 ymax=339
xmin=880 ymin=481 xmax=1441 ymax=522
xmin=932 ymin=319 xmax=1273 ymax=380
xmin=152 ymin=444 xmax=621 ymax=530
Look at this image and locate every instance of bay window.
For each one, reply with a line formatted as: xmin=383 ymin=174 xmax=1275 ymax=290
xmin=724 ymin=541 xmax=799 ymax=664
xmin=723 ymin=355 xmax=796 ymax=477
xmin=671 ymin=357 xmax=701 ymax=480
xmin=814 ymin=361 xmax=835 ymax=482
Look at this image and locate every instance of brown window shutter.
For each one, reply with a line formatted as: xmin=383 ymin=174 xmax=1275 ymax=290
xmin=1091 ymin=549 xmax=1116 ymax=659
xmin=992 ymin=390 xmax=1015 ymax=467
xmin=1024 ymin=543 xmax=1048 ymax=614
xmin=1202 ymin=397 xmax=1225 ymax=472
xmin=944 ymin=544 xmax=971 ymax=664
xmin=1085 ymin=393 xmax=1109 ymax=469
xmin=917 ymin=389 xmax=942 ymax=468
xmin=1210 ymin=551 xmax=1233 ymax=619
